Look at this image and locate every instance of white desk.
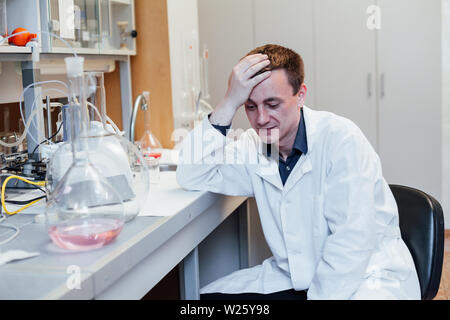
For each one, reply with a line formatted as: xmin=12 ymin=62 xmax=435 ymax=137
xmin=0 ymin=171 xmax=248 ymax=299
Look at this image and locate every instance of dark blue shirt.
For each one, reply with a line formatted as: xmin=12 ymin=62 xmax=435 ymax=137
xmin=210 ymin=109 xmax=308 ymax=185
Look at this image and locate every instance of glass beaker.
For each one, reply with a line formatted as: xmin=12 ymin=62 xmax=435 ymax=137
xmin=45 ymin=57 xmax=125 ymax=251
xmin=147 ymin=153 xmax=161 ymax=184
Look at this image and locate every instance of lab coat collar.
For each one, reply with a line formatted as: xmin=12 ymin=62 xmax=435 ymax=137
xmin=255 ymin=154 xmax=284 ymax=190
xmin=283 ymin=154 xmax=312 ymax=193
xmin=255 ymin=106 xmax=317 ymax=191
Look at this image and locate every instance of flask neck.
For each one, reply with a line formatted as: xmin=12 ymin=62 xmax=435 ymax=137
xmin=144 ymin=104 xmax=151 ymax=131
xmin=67 ymin=74 xmax=89 ymax=163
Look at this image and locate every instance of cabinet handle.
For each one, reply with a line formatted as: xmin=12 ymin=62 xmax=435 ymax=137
xmin=367 ymin=73 xmax=372 ymax=98
xmin=380 ymin=73 xmax=385 ymax=98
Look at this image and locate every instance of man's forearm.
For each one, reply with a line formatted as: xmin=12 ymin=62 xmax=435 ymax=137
xmin=208 ymin=99 xmax=237 ymax=126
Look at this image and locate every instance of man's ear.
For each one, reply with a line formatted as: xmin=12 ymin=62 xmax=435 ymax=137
xmin=297 ymin=83 xmax=307 ymax=107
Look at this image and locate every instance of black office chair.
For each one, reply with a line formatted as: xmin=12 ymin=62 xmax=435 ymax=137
xmin=389 ymin=184 xmax=445 ymax=300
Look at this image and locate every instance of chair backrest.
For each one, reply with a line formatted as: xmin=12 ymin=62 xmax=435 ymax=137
xmin=389 ymin=184 xmax=445 ymax=300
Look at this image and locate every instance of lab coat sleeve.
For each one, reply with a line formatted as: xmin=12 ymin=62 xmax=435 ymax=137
xmin=307 ymin=126 xmax=378 ymax=300
xmin=176 ymin=116 xmax=254 ymax=197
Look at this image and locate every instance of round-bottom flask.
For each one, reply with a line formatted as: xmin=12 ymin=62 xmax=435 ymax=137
xmin=45 ymin=56 xmax=126 ymax=251
xmin=46 ymin=131 xmax=149 ymax=223
xmin=46 ymin=158 xmax=125 ymax=251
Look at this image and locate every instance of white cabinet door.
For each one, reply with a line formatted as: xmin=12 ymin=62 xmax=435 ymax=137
xmin=253 ymin=0 xmax=316 ymax=108
xmin=377 ymin=0 xmax=441 ymax=200
xmin=313 ymin=0 xmax=378 ymax=149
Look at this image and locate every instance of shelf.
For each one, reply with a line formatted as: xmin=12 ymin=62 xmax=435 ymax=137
xmin=99 ymin=48 xmax=136 ymax=56
xmin=0 ymin=45 xmax=32 ymax=54
xmin=111 ymin=0 xmax=132 ymax=5
xmin=0 ymin=45 xmax=32 ymax=61
xmin=44 ymin=47 xmax=135 ymax=56
xmin=0 ymin=44 xmax=134 ymax=63
xmin=48 ymin=47 xmax=100 ymax=55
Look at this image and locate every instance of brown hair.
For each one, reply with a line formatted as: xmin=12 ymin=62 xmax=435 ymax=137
xmin=245 ymin=44 xmax=304 ymax=95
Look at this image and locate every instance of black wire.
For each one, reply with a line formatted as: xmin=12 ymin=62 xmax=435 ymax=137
xmin=3 ymin=167 xmax=21 ymax=172
xmin=30 ymin=183 xmax=46 ymax=194
xmin=3 ymin=123 xmax=61 ymax=205
xmin=30 ymin=122 xmax=63 ymax=155
xmin=4 ymin=195 xmax=46 ymax=205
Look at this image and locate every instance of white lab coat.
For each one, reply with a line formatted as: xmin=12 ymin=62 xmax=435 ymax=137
xmin=176 ymin=106 xmax=421 ymax=300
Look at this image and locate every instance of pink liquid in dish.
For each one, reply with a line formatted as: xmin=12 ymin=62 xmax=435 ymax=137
xmin=48 ymin=218 xmax=124 ymax=251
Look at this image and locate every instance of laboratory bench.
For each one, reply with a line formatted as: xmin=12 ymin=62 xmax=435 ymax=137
xmin=0 ymin=171 xmax=249 ymax=299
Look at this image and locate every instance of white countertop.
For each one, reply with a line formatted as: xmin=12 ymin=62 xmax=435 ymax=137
xmin=140 ymin=171 xmax=204 ymax=217
xmin=0 ymin=171 xmax=247 ymax=299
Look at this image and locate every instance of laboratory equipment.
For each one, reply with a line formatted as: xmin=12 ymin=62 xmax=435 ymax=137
xmin=47 ymin=72 xmax=149 ymax=222
xmin=45 ymin=0 xmax=99 ymax=51
xmin=194 ymin=43 xmax=214 ymax=124
xmin=130 ymin=91 xmax=161 ymax=149
xmin=0 ymin=32 xmax=85 ymax=189
xmin=147 ymin=153 xmax=160 ymax=184
xmin=194 ymin=91 xmax=214 ymax=126
xmin=8 ymin=28 xmax=37 ymax=46
xmin=131 ymin=91 xmax=162 ymax=183
xmin=45 ymin=57 xmax=125 ymax=251
xmin=200 ymin=44 xmax=210 ymax=100
xmin=136 ymin=92 xmax=162 ymax=152
xmin=176 ymin=36 xmax=213 ymax=131
xmin=85 ymin=72 xmax=149 ymax=221
xmin=130 ymin=92 xmax=161 ymax=183
xmin=178 ymin=34 xmax=200 ymax=130
xmin=99 ymin=0 xmax=111 ymax=42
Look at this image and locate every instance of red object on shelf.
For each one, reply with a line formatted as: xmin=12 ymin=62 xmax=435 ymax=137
xmin=8 ymin=27 xmax=37 ymax=46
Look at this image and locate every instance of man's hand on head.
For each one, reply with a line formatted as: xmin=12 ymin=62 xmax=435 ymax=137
xmin=209 ymin=54 xmax=272 ymax=126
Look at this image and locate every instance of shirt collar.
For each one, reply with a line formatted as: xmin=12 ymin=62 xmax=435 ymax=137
xmin=265 ymin=108 xmax=308 ymax=158
xmin=292 ymin=107 xmax=308 ymax=155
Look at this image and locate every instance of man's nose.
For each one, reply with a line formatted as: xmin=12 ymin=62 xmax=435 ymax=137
xmin=256 ymin=107 xmax=270 ymax=127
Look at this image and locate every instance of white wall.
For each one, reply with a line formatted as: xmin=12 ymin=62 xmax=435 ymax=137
xmin=442 ymin=0 xmax=450 ymax=228
xmin=197 ymin=0 xmax=255 ymax=130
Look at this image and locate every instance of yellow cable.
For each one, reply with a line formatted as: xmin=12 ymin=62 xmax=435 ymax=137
xmin=1 ymin=175 xmax=46 ymax=216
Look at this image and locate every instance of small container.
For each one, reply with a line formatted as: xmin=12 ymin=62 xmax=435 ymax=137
xmin=145 ymin=152 xmax=161 ymax=184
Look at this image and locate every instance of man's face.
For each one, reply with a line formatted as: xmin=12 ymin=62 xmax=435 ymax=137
xmin=244 ymin=69 xmax=306 ymax=146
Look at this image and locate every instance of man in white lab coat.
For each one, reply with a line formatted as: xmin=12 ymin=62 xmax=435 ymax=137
xmin=176 ymin=44 xmax=421 ymax=300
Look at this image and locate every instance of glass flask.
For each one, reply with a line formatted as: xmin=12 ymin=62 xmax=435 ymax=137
xmin=47 ymin=72 xmax=149 ymax=222
xmin=137 ymin=92 xmax=163 ymax=161
xmin=45 ymin=57 xmax=125 ymax=251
